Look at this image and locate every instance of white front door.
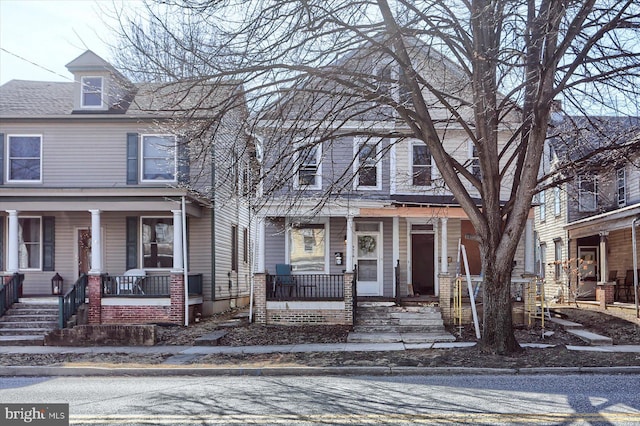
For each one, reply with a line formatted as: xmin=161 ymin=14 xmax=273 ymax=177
xmin=356 ymin=223 xmax=383 ymax=296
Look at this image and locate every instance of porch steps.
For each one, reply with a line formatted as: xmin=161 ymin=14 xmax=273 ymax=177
xmin=348 ymin=304 xmax=455 ymax=343
xmin=0 ymin=302 xmax=59 ymax=346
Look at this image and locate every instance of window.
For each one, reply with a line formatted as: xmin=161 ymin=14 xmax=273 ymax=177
xmin=578 ymin=175 xmax=597 ymax=212
xmin=8 ymin=135 xmax=41 ymax=182
xmin=242 ymin=227 xmax=249 ymax=263
xmin=231 ymin=225 xmax=238 ymax=272
xmin=554 ymin=239 xmax=562 ymax=281
xmin=81 ymin=76 xmax=103 ymax=108
xmin=355 ymin=138 xmax=381 ymax=189
xmin=617 ymin=168 xmax=626 ymax=207
xmin=142 ymin=135 xmax=176 ymax=181
xmin=554 ymin=187 xmax=561 ymax=216
xmin=289 ymin=223 xmax=326 ymax=272
xmin=141 ymin=218 xmax=173 ymax=268
xmin=538 ymin=242 xmax=547 ymax=279
xmin=295 ymin=143 xmax=321 ymax=189
xmin=539 ymin=190 xmax=546 ymax=221
xmin=468 ymin=141 xmax=481 ymax=180
xmin=18 ymin=217 xmax=41 ymax=270
xmin=412 ymin=143 xmax=432 ymax=186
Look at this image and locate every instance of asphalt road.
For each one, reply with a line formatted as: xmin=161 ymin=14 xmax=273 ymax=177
xmin=1 ymin=374 xmax=639 ymax=425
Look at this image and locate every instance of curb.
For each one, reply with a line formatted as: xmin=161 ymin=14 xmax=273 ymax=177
xmin=2 ymin=365 xmax=640 ymax=377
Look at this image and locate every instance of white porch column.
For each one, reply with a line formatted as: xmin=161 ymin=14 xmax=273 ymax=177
xmin=346 ymin=216 xmax=354 ymax=272
xmin=172 ymin=209 xmax=184 ymax=271
xmin=7 ymin=210 xmax=19 ymax=272
xmin=392 ymin=216 xmax=399 ymax=297
xmin=524 ymin=218 xmax=535 ymax=274
xmin=255 ymin=217 xmax=266 ymax=273
xmin=89 ymin=210 xmax=102 ymax=273
xmin=599 ymin=231 xmax=608 ymax=282
xmin=440 ymin=217 xmax=448 ymax=274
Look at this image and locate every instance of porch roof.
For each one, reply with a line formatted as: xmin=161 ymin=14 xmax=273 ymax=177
xmin=565 ymin=202 xmax=640 ymax=239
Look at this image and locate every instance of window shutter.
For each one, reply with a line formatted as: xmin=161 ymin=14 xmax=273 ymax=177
xmin=43 ymin=216 xmax=55 ymax=271
xmin=126 ymin=133 xmax=139 ymax=185
xmin=177 ymin=139 xmax=190 ymax=184
xmin=0 ymin=133 xmax=4 ymax=185
xmin=0 ymin=216 xmax=4 ymax=271
xmin=126 ymin=216 xmax=138 ymax=270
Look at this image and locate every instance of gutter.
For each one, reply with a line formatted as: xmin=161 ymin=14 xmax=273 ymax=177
xmin=632 ymin=216 xmax=639 ymax=319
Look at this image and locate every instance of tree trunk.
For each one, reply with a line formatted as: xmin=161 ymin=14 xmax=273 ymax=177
xmin=480 ymin=246 xmax=521 ymax=354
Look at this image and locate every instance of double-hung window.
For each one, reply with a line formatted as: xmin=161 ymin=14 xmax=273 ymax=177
xmin=18 ymin=217 xmax=41 ymax=270
xmin=81 ymin=76 xmax=103 ymax=108
xmin=578 ymin=175 xmax=597 ymax=212
xmin=141 ymin=135 xmax=177 ymax=181
xmin=617 ymin=168 xmax=626 ymax=207
xmin=355 ymin=138 xmax=381 ymax=190
xmin=539 ymin=190 xmax=546 ymax=221
xmin=554 ymin=239 xmax=562 ymax=281
xmin=141 ymin=217 xmax=173 ymax=268
xmin=289 ymin=223 xmax=327 ymax=272
xmin=295 ymin=143 xmax=321 ymax=189
xmin=468 ymin=141 xmax=481 ymax=180
xmin=8 ymin=135 xmax=42 ymax=182
xmin=554 ymin=187 xmax=561 ymax=216
xmin=412 ymin=142 xmax=432 ymax=186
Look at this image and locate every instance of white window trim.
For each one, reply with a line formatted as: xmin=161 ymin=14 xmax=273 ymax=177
xmin=7 ymin=134 xmax=43 ymax=183
xmin=554 ymin=187 xmax=561 ymax=216
xmin=617 ymin=167 xmax=626 ymax=207
xmin=353 ymin=137 xmax=382 ymax=190
xmin=140 ymin=134 xmax=178 ymax=183
xmin=293 ymin=141 xmax=322 ymax=190
xmin=578 ymin=175 xmax=597 ymax=212
xmin=410 ymin=141 xmax=434 ymax=188
xmin=18 ymin=216 xmax=42 ymax=271
xmin=140 ymin=216 xmax=174 ymax=270
xmin=80 ymin=76 xmax=104 ymax=109
xmin=285 ymin=218 xmax=330 ymax=274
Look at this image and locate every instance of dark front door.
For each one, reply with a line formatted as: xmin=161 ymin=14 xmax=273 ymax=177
xmin=411 ymin=233 xmax=434 ymax=295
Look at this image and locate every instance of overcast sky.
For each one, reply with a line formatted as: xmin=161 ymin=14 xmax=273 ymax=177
xmin=0 ymin=0 xmax=127 ymax=85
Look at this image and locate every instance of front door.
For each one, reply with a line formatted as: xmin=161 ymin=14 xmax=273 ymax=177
xmin=411 ymin=233 xmax=434 ymax=295
xmin=78 ymin=229 xmax=91 ymax=277
xmin=356 ymin=223 xmax=383 ymax=296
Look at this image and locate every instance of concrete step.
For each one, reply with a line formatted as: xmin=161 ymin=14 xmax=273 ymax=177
xmin=5 ymin=308 xmax=58 ymax=316
xmin=347 ymin=332 xmax=456 ymax=344
xmin=194 ymin=330 xmax=228 ymax=346
xmin=549 ymin=317 xmax=583 ymax=329
xmin=0 ymin=335 xmax=45 ymax=346
xmin=0 ymin=321 xmax=57 ymax=329
xmin=352 ymin=325 xmax=448 ymax=334
xmin=0 ymin=328 xmax=54 ymax=336
xmin=0 ymin=314 xmax=57 ymax=322
xmin=567 ymin=329 xmax=613 ymax=346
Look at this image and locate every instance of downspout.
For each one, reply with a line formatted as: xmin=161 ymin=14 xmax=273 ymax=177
xmin=182 ymin=197 xmax=189 ymax=326
xmin=632 ymin=216 xmax=639 ymax=319
xmin=211 ymin=142 xmax=216 ymax=306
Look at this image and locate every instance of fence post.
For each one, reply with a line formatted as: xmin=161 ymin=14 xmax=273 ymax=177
xmin=253 ymin=273 xmax=267 ymax=324
xmin=344 ymin=272 xmax=354 ymax=325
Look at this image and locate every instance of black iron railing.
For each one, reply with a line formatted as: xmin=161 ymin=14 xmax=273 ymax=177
xmin=266 ymin=274 xmax=344 ymax=301
xmin=59 ymin=274 xmax=88 ymax=329
xmin=188 ymin=274 xmax=203 ymax=295
xmin=0 ymin=273 xmax=24 ymax=318
xmin=394 ymin=259 xmax=400 ymax=304
xmin=352 ymin=264 xmax=358 ymax=325
xmin=102 ymin=275 xmax=170 ymax=297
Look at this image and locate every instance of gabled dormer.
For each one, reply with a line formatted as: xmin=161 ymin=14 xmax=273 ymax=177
xmin=66 ymin=50 xmax=134 ymax=113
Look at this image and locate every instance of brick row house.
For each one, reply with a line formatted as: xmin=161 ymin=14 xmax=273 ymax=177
xmin=0 ymin=51 xmax=254 ymax=331
xmin=535 ymin=115 xmax=640 ymax=305
xmin=252 ymin=42 xmax=536 ymax=326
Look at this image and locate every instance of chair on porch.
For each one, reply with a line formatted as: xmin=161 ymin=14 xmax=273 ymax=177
xmin=117 ymin=269 xmax=147 ymax=295
xmin=618 ymin=270 xmax=636 ymax=302
xmin=275 ymin=264 xmax=296 ymax=297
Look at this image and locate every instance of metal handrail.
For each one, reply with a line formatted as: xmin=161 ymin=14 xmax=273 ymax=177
xmin=59 ymin=274 xmax=88 ymax=329
xmin=266 ymin=273 xmax=345 ymax=301
xmin=101 ymin=275 xmax=170 ymax=297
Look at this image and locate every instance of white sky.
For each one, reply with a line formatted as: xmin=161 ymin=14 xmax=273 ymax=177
xmin=0 ymin=0 xmax=132 ymax=85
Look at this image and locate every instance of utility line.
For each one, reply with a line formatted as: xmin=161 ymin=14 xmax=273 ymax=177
xmin=0 ymin=47 xmax=73 ymax=81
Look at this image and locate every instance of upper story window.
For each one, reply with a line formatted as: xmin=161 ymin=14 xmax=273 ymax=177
xmin=554 ymin=187 xmax=561 ymax=216
xmin=412 ymin=142 xmax=432 ymax=186
xmin=468 ymin=140 xmax=481 ymax=180
xmin=617 ymin=167 xmax=626 ymax=207
xmin=141 ymin=135 xmax=176 ymax=182
xmin=578 ymin=175 xmax=597 ymax=212
xmin=8 ymin=135 xmax=42 ymax=182
xmin=539 ymin=189 xmax=546 ymax=221
xmin=141 ymin=217 xmax=173 ymax=269
xmin=354 ymin=138 xmax=381 ymax=190
xmin=81 ymin=76 xmax=103 ymax=108
xmin=295 ymin=142 xmax=322 ymax=190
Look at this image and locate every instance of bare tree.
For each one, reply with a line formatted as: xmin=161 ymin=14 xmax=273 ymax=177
xmin=110 ymin=0 xmax=640 ymax=354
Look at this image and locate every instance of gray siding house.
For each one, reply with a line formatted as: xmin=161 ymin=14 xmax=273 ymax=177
xmin=0 ymin=51 xmax=253 ymax=325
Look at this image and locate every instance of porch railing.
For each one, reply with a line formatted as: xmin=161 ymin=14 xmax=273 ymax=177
xmin=266 ymin=274 xmax=344 ymax=301
xmin=102 ymin=275 xmax=170 ymax=297
xmin=0 ymin=273 xmax=24 ymax=318
xmin=59 ymin=274 xmax=88 ymax=329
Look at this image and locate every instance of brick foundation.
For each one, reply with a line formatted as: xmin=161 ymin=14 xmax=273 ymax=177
xmin=87 ymin=274 xmax=102 ymax=324
xmin=267 ymin=309 xmax=348 ymax=325
xmin=596 ymin=283 xmax=615 ymax=308
xmin=438 ymin=274 xmax=452 ymax=324
xmin=254 ymin=273 xmax=267 ymax=324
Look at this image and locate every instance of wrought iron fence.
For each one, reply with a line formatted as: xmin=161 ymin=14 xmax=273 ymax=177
xmin=102 ymin=274 xmax=170 ymax=297
xmin=266 ymin=274 xmax=344 ymax=301
xmin=0 ymin=273 xmax=24 ymax=317
xmin=59 ymin=274 xmax=88 ymax=329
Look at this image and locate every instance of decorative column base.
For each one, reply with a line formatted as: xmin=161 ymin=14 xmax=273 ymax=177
xmin=87 ymin=274 xmax=102 ymax=324
xmin=596 ymin=283 xmax=615 ymax=308
xmin=438 ymin=274 xmax=452 ymax=325
xmin=170 ymin=273 xmax=186 ymax=325
xmin=344 ymin=272 xmax=354 ymax=325
xmin=253 ymin=273 xmax=266 ymax=324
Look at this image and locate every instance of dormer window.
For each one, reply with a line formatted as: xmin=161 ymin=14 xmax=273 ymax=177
xmin=81 ymin=76 xmax=103 ymax=108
